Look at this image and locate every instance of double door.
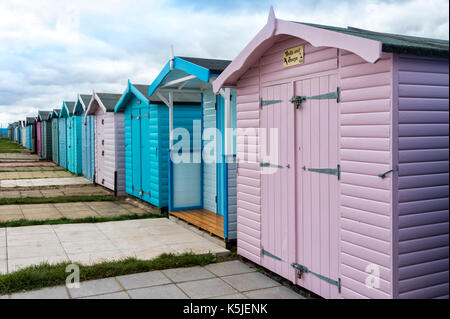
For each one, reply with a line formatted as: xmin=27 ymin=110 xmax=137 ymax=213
xmin=259 ymin=74 xmax=340 ymax=298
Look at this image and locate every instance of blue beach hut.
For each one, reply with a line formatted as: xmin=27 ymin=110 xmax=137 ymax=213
xmin=146 ymin=56 xmax=237 ymax=240
xmin=58 ymin=101 xmax=74 ymax=169
xmin=75 ymin=94 xmax=95 ymax=181
xmin=114 ymin=81 xmax=202 ymax=208
xmin=25 ymin=117 xmax=35 ymax=151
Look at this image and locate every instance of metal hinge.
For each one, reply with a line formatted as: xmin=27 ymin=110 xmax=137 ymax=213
xmin=291 ymin=262 xmax=341 ymax=293
xmin=261 ymin=248 xmax=283 ymax=261
xmin=260 ymin=99 xmax=282 ymax=108
xmin=291 ymin=87 xmax=341 ymax=109
xmin=303 ymin=164 xmax=341 ymax=180
xmin=260 ymin=162 xmax=284 ymax=169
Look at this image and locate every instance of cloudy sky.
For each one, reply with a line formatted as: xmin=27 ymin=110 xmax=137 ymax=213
xmin=0 ymin=0 xmax=448 ymax=127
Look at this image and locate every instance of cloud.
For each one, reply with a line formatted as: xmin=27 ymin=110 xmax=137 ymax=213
xmin=0 ymin=0 xmax=448 ymax=127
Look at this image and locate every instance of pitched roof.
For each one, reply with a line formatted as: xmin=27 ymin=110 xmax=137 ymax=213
xmin=297 ymin=22 xmax=449 ymax=57
xmin=177 ymin=57 xmax=232 ymax=74
xmin=96 ymin=93 xmax=122 ymax=112
xmin=26 ymin=117 xmax=34 ymax=125
xmin=80 ymin=94 xmax=92 ymax=109
xmin=132 ymin=83 xmax=201 ymax=104
xmin=38 ymin=110 xmax=51 ymax=121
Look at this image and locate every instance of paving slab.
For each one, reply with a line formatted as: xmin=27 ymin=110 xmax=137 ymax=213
xmin=243 ymin=286 xmax=306 ymax=299
xmin=127 ymin=284 xmax=188 ymax=299
xmin=80 ymin=291 xmax=130 ymax=299
xmin=177 ymin=278 xmax=237 ymax=299
xmin=0 ymin=177 xmax=91 ymax=188
xmin=10 ymin=286 xmax=69 ymax=299
xmin=205 ymin=260 xmax=257 ymax=277
xmin=162 ymin=266 xmax=215 ymax=283
xmin=0 ymin=171 xmax=73 ymax=180
xmin=0 ymin=162 xmax=56 ymax=167
xmin=68 ymin=278 xmax=122 ymax=298
xmin=116 ymin=271 xmax=171 ymax=290
xmin=221 ymin=272 xmax=281 ymax=292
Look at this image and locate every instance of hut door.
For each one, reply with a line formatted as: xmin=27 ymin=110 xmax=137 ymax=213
xmin=293 ymin=74 xmax=340 ymax=299
xmin=260 ymin=83 xmax=297 ymax=281
xmin=95 ymin=114 xmax=105 ymax=185
xmin=131 ymin=109 xmax=142 ymax=198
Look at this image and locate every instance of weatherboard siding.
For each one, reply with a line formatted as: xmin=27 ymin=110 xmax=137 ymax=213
xmin=235 ymin=62 xmax=261 ymax=265
xmin=339 ymin=50 xmax=394 ymax=299
xmin=394 ymin=54 xmax=449 ymax=299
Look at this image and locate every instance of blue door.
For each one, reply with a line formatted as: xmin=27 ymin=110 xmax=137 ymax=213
xmin=131 ymin=108 xmax=142 ymax=198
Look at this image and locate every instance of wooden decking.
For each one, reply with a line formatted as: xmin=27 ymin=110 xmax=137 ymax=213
xmin=169 ymin=209 xmax=224 ymax=239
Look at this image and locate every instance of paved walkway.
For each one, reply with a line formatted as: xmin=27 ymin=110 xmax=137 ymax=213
xmin=0 ymin=166 xmax=65 ymax=172
xmin=0 ymin=261 xmax=305 ymax=299
xmin=0 ymin=177 xmax=91 ymax=188
xmin=0 ymin=185 xmax=112 ymax=199
xmin=0 ymin=200 xmax=145 ymax=222
xmin=0 ymin=162 xmax=56 ymax=167
xmin=0 ymin=153 xmax=39 ymax=161
xmin=0 ymin=171 xmax=73 ymax=180
xmin=0 ymin=218 xmax=228 ymax=274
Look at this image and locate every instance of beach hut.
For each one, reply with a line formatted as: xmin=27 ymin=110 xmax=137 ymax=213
xmin=51 ymin=109 xmax=60 ymax=164
xmin=20 ymin=121 xmax=27 ymax=147
xmin=144 ymin=56 xmax=237 ymax=240
xmin=25 ymin=118 xmax=33 ymax=150
xmin=26 ymin=117 xmax=37 ymax=153
xmin=114 ymin=79 xmax=202 ymax=208
xmin=65 ymin=96 xmax=87 ymax=175
xmin=213 ymin=8 xmax=449 ymax=299
xmin=58 ymin=101 xmax=74 ymax=169
xmin=75 ymin=94 xmax=95 ymax=181
xmin=38 ymin=111 xmax=52 ymax=160
xmin=85 ymin=92 xmax=125 ymax=195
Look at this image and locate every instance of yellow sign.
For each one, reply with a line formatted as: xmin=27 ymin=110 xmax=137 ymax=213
xmin=283 ymin=45 xmax=304 ymax=67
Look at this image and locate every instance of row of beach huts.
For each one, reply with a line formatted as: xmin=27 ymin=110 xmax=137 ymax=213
xmin=6 ymin=9 xmax=449 ymax=299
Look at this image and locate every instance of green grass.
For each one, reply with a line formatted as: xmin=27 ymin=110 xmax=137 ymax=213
xmin=0 ymin=212 xmax=162 ymax=228
xmin=0 ymin=138 xmax=25 ymax=151
xmin=0 ymin=194 xmax=115 ymax=206
xmin=0 ymin=149 xmax=22 ymax=153
xmin=0 ymin=253 xmax=220 ymax=295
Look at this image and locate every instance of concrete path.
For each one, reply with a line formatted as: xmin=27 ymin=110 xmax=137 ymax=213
xmin=0 ymin=171 xmax=73 ymax=180
xmin=0 ymin=177 xmax=91 ymax=188
xmin=0 ymin=261 xmax=305 ymax=299
xmin=0 ymin=162 xmax=56 ymax=167
xmin=0 ymin=200 xmax=145 ymax=222
xmin=0 ymin=166 xmax=65 ymax=172
xmin=0 ymin=218 xmax=229 ymax=274
xmin=0 ymin=153 xmax=39 ymax=161
xmin=0 ymin=185 xmax=112 ymax=200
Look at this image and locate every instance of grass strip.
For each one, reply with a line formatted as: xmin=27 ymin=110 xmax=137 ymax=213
xmin=0 ymin=212 xmax=162 ymax=228
xmin=0 ymin=195 xmax=115 ymax=206
xmin=0 ymin=253 xmax=220 ymax=295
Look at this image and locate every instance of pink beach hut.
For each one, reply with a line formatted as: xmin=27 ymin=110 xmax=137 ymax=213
xmin=85 ymin=92 xmax=125 ymax=195
xmin=213 ymin=8 xmax=449 ymax=299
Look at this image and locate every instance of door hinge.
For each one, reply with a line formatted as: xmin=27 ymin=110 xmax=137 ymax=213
xmin=291 ymin=263 xmax=341 ymax=293
xmin=303 ymin=164 xmax=341 ymax=180
xmin=291 ymin=87 xmax=341 ymax=109
xmin=260 ymin=162 xmax=284 ymax=169
xmin=261 ymin=248 xmax=284 ymax=261
xmin=260 ymin=99 xmax=283 ymax=109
